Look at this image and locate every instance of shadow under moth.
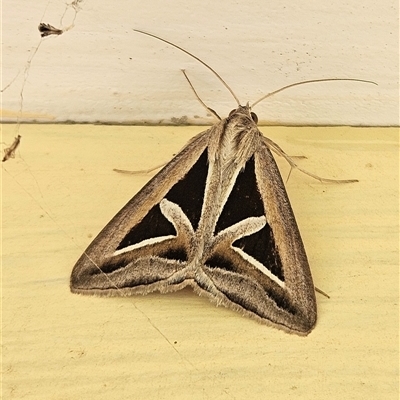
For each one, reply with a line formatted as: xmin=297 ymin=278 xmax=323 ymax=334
xmin=70 ymin=30 xmax=374 ymax=335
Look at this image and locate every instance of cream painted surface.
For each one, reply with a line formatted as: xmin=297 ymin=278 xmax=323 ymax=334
xmin=2 ymin=124 xmax=398 ymax=399
xmin=1 ymin=0 xmax=399 ymax=125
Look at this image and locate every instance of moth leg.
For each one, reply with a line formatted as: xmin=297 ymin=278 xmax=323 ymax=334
xmin=263 ymin=136 xmax=358 ymax=184
xmin=113 ymin=161 xmax=167 ymax=175
xmin=315 ymin=286 xmax=330 ymax=299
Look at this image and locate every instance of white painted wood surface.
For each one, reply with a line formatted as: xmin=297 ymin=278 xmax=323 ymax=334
xmin=2 ymin=0 xmax=398 ymax=125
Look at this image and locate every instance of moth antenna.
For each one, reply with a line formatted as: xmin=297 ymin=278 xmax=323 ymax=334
xmin=181 ymin=69 xmax=221 ymax=120
xmin=133 ymin=29 xmax=241 ymax=106
xmin=251 ymin=78 xmax=377 ymax=108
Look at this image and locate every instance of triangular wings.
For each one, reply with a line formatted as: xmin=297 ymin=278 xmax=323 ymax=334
xmin=71 ymin=109 xmax=316 ymax=335
xmin=200 ymin=142 xmax=317 ymax=334
xmin=70 ymin=127 xmax=212 ymax=293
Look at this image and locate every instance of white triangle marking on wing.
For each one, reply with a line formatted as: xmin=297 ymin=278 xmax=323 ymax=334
xmin=113 ymin=235 xmax=176 ymax=256
xmin=231 ymin=246 xmax=286 ymax=288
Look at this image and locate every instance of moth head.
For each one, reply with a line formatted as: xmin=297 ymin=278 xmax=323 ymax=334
xmin=228 ymin=104 xmax=258 ymax=125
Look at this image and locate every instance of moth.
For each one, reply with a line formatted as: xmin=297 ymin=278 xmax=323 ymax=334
xmin=38 ymin=23 xmax=63 ymax=37
xmin=71 ymin=31 xmax=373 ymax=335
xmin=2 ymin=135 xmax=21 ymax=162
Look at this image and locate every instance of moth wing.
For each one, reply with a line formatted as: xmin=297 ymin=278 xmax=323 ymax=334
xmin=70 ymin=128 xmax=213 ymax=295
xmin=202 ymin=140 xmax=317 ymax=335
xmin=71 ymin=121 xmax=316 ymax=335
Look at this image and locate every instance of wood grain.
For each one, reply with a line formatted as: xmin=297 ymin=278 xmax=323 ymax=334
xmin=2 ymin=124 xmax=398 ymax=399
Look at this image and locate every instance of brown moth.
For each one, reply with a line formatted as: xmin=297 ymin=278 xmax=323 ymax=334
xmin=2 ymin=135 xmax=21 ymax=162
xmin=71 ymin=31 xmax=373 ymax=335
xmin=38 ymin=23 xmax=63 ymax=37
